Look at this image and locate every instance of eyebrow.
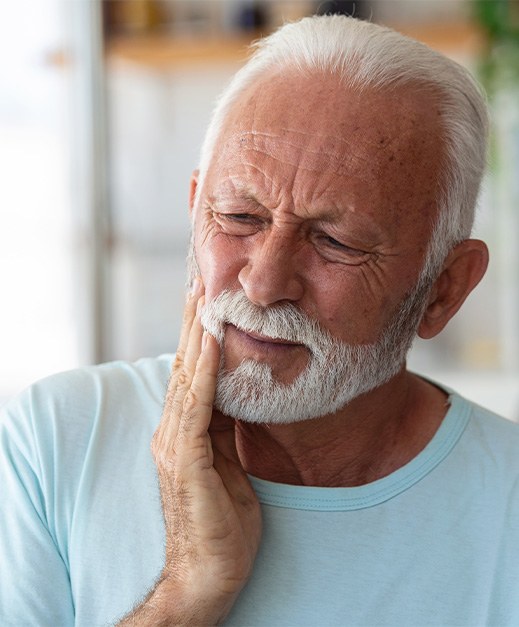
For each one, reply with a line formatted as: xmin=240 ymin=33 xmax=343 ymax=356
xmin=209 ymin=184 xmax=386 ymax=243
xmin=208 ymin=186 xmax=270 ymax=211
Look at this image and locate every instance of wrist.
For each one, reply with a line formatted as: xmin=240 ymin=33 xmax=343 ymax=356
xmin=157 ymin=571 xmax=240 ymax=625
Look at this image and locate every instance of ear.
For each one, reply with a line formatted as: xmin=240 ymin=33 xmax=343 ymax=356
xmin=189 ymin=169 xmax=200 ymax=216
xmin=418 ymin=239 xmax=489 ymax=340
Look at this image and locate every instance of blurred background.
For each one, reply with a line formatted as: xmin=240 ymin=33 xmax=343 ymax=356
xmin=0 ymin=0 xmax=518 ymax=419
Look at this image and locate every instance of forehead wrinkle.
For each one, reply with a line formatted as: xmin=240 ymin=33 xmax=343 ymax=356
xmin=245 ymin=148 xmax=353 ymax=176
xmin=231 ymin=129 xmax=350 ymax=140
xmin=209 ymin=171 xmax=281 ymax=208
xmin=238 ymin=145 xmax=372 ymax=183
xmin=230 ymin=158 xmax=356 ymax=216
xmin=230 ymin=129 xmax=354 ymax=153
xmin=227 ymin=165 xmax=283 ymax=208
xmin=225 ymin=129 xmax=371 ymax=178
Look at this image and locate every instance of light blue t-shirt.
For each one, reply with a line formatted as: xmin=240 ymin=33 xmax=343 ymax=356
xmin=1 ymin=355 xmax=518 ymax=626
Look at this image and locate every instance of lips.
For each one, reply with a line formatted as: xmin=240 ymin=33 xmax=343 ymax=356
xmin=228 ymin=324 xmax=302 ymax=347
xmin=239 ymin=327 xmax=300 ymax=345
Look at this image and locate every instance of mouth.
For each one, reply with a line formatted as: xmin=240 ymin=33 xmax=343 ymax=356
xmin=237 ymin=327 xmax=301 ymax=345
xmin=227 ymin=324 xmax=305 ymax=352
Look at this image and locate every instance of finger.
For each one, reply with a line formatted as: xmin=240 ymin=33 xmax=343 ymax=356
xmin=170 ymin=277 xmax=203 ymax=383
xmin=180 ymin=296 xmax=206 ymax=384
xmin=162 ymin=278 xmax=203 ymax=416
xmin=170 ymin=296 xmax=205 ymax=411
xmin=153 ymin=280 xmax=204 ymax=456
xmin=158 ymin=297 xmax=206 ymax=448
xmin=177 ymin=331 xmax=220 ymax=442
xmin=176 ymin=276 xmax=203 ymax=364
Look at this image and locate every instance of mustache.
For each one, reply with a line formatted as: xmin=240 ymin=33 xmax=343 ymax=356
xmin=200 ymin=290 xmax=340 ymax=359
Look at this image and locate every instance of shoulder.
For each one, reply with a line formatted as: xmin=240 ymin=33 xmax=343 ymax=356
xmin=422 ymin=375 xmax=519 ymax=450
xmin=0 ymin=355 xmax=174 ymax=467
xmin=457 ymin=394 xmax=519 ymax=446
xmin=448 ymin=391 xmax=519 ymax=485
xmin=2 ymin=353 xmax=173 ymax=411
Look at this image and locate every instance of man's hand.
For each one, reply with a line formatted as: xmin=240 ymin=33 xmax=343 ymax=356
xmin=119 ymin=280 xmax=262 ymax=626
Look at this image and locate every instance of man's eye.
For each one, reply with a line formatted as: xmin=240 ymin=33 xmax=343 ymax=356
xmin=324 ymin=235 xmax=347 ymax=249
xmin=315 ymin=232 xmax=371 ymax=264
xmin=212 ymin=211 xmax=262 ymax=235
xmin=224 ymin=213 xmax=255 ymax=222
xmin=322 ymin=235 xmax=364 ymax=255
xmin=211 ymin=210 xmax=256 ymax=222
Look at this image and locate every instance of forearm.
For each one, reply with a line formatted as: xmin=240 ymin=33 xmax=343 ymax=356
xmin=118 ymin=574 xmax=237 ymax=627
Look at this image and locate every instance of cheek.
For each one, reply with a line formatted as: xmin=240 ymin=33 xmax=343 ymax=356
xmin=300 ymin=260 xmax=392 ymax=343
xmin=310 ymin=290 xmax=354 ymax=336
xmin=293 ymin=262 xmax=353 ymax=333
xmin=195 ymin=236 xmax=245 ymax=301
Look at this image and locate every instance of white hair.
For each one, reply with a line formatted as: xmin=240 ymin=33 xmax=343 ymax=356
xmin=195 ymin=15 xmax=489 ymax=282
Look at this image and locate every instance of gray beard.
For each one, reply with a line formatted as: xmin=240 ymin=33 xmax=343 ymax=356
xmin=187 ymin=230 xmax=432 ymax=424
xmin=199 ymin=280 xmax=431 ymax=425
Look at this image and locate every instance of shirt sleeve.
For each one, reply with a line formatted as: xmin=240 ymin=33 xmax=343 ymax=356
xmin=0 ymin=390 xmax=75 ymax=626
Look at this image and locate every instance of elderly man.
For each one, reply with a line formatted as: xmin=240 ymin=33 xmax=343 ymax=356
xmin=1 ymin=15 xmax=519 ymax=627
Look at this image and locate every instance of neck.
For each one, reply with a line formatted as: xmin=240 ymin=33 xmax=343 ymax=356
xmin=234 ymin=370 xmax=449 ymax=487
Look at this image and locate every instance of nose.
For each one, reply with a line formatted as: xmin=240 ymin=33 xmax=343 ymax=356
xmin=238 ymin=232 xmax=304 ymax=307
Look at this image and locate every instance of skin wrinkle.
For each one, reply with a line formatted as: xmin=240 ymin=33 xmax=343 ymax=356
xmin=212 ymin=200 xmax=383 ymax=253
xmin=231 ymin=128 xmax=353 ymax=150
xmin=217 ymin=170 xmax=394 ymax=250
xmin=227 ymin=172 xmax=283 ymax=203
xmin=230 ymin=163 xmax=286 ymax=198
xmin=221 ymin=136 xmax=390 ymax=226
xmin=236 ymin=131 xmax=356 ymax=164
xmin=242 ymin=148 xmax=353 ymax=176
xmin=234 ymin=133 xmax=375 ymax=179
xmin=221 ymin=175 xmax=344 ymax=228
xmin=213 ymin=214 xmax=385 ymax=280
xmin=213 ymin=185 xmax=397 ymax=300
xmin=219 ymin=156 xmax=433 ymax=248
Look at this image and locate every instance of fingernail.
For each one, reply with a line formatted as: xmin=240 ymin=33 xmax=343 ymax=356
xmin=190 ymin=277 xmax=202 ymax=297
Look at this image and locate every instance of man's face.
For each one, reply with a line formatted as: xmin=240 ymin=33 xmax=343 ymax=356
xmin=192 ymin=73 xmax=444 ymax=420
